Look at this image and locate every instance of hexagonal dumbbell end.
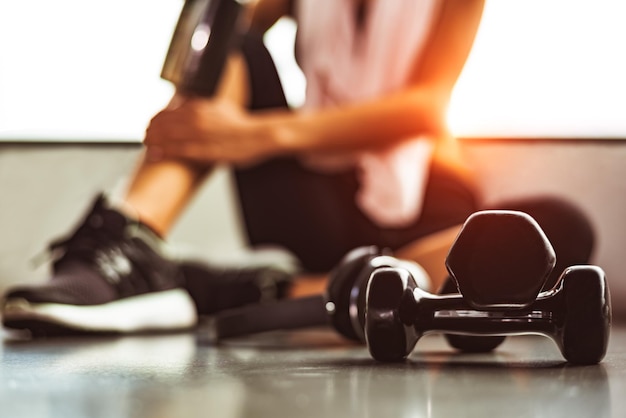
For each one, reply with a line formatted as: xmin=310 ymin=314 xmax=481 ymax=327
xmin=446 ymin=210 xmax=556 ymax=310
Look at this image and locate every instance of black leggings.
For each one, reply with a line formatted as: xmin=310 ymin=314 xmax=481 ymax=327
xmin=232 ymin=32 xmax=595 ymax=288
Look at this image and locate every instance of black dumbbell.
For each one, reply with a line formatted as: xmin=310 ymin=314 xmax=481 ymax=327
xmin=440 ymin=208 xmax=558 ymax=352
xmin=438 ymin=276 xmax=507 ymax=353
xmin=214 ymin=246 xmax=431 ymax=342
xmin=364 ymin=210 xmax=611 ymax=365
xmin=161 ymin=0 xmax=246 ymax=97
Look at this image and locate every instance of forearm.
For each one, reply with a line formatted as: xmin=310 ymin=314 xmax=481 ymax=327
xmin=250 ymin=87 xmax=449 ymax=157
xmin=247 ymin=0 xmax=292 ymax=34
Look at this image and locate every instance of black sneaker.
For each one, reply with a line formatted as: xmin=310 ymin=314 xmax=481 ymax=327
xmin=1 ymin=195 xmax=197 ymax=336
xmin=181 ymin=260 xmax=293 ymax=316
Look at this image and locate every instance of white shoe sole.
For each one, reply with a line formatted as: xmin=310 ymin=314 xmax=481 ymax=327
xmin=2 ymin=289 xmax=198 ymax=334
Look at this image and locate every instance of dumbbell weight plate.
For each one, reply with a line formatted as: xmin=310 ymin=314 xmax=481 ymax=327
xmin=446 ymin=210 xmax=557 ymax=310
xmin=560 ymin=266 xmax=611 ymax=365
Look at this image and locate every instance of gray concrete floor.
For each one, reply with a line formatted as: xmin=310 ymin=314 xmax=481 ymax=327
xmin=1 ymin=323 xmax=624 ymax=418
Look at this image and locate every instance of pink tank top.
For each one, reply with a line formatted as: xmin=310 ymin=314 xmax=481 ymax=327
xmin=294 ymin=0 xmax=440 ymax=227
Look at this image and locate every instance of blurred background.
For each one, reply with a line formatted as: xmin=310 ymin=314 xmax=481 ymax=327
xmin=1 ymin=0 xmax=625 ymax=317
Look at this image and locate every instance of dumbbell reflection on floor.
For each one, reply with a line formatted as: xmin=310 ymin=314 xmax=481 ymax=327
xmin=365 ymin=210 xmax=611 ymax=365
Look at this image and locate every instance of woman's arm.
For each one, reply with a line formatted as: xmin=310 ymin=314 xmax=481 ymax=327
xmin=247 ymin=0 xmax=293 ymax=34
xmin=145 ymin=0 xmax=484 ymax=165
xmin=262 ymin=0 xmax=486 ymax=156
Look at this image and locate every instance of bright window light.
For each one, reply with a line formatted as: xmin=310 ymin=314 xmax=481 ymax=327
xmin=0 ymin=0 xmax=182 ymax=142
xmin=0 ymin=0 xmax=624 ymax=142
xmin=448 ymin=0 xmax=626 ymax=138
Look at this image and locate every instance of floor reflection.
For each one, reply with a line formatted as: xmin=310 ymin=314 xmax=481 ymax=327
xmin=0 ymin=328 xmax=619 ymax=418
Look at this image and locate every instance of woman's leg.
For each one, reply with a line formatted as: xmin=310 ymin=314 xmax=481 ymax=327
xmin=487 ymin=196 xmax=595 ymax=290
xmin=394 ymin=224 xmax=463 ymax=291
xmin=1 ymin=41 xmax=251 ymax=331
xmin=281 ymin=162 xmax=479 ymax=296
xmin=287 ymin=225 xmax=464 ymax=298
xmin=122 ymin=53 xmax=250 ymax=236
xmin=395 ymin=197 xmax=596 ymax=293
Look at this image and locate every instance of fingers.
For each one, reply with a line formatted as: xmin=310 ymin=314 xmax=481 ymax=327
xmin=147 ymin=141 xmax=216 ymax=163
xmin=145 ymin=139 xmax=263 ymax=167
xmin=142 ymin=98 xmax=261 ymax=165
xmin=145 ymin=109 xmax=192 ymax=146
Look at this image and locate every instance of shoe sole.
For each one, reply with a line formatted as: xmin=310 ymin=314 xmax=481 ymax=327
xmin=2 ymin=289 xmax=197 ymax=336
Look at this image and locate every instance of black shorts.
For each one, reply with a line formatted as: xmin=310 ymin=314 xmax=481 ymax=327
xmin=232 ymin=32 xmax=479 ymax=273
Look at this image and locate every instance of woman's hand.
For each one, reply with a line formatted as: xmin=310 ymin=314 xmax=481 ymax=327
xmin=144 ymin=98 xmax=278 ymax=166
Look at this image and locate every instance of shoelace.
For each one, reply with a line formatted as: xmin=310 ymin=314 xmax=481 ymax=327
xmin=31 ymin=211 xmax=126 ymax=270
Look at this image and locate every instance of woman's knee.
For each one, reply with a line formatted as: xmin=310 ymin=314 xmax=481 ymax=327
xmin=488 ymin=196 xmax=595 ymax=289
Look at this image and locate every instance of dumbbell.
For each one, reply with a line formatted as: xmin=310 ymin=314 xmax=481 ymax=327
xmin=214 ymin=246 xmax=431 ymax=342
xmin=364 ymin=210 xmax=611 ymax=365
xmin=438 ymin=276 xmax=507 ymax=353
xmin=161 ymin=0 xmax=248 ymax=96
xmin=439 ymin=207 xmax=558 ymax=353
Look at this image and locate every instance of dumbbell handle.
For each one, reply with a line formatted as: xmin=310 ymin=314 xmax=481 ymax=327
xmin=366 ymin=266 xmax=610 ymax=364
xmin=215 ymin=295 xmax=330 ymax=339
xmin=405 ymin=287 xmax=562 ymax=337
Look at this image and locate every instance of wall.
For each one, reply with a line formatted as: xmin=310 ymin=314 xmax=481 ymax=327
xmin=1 ymin=140 xmax=624 ymax=319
